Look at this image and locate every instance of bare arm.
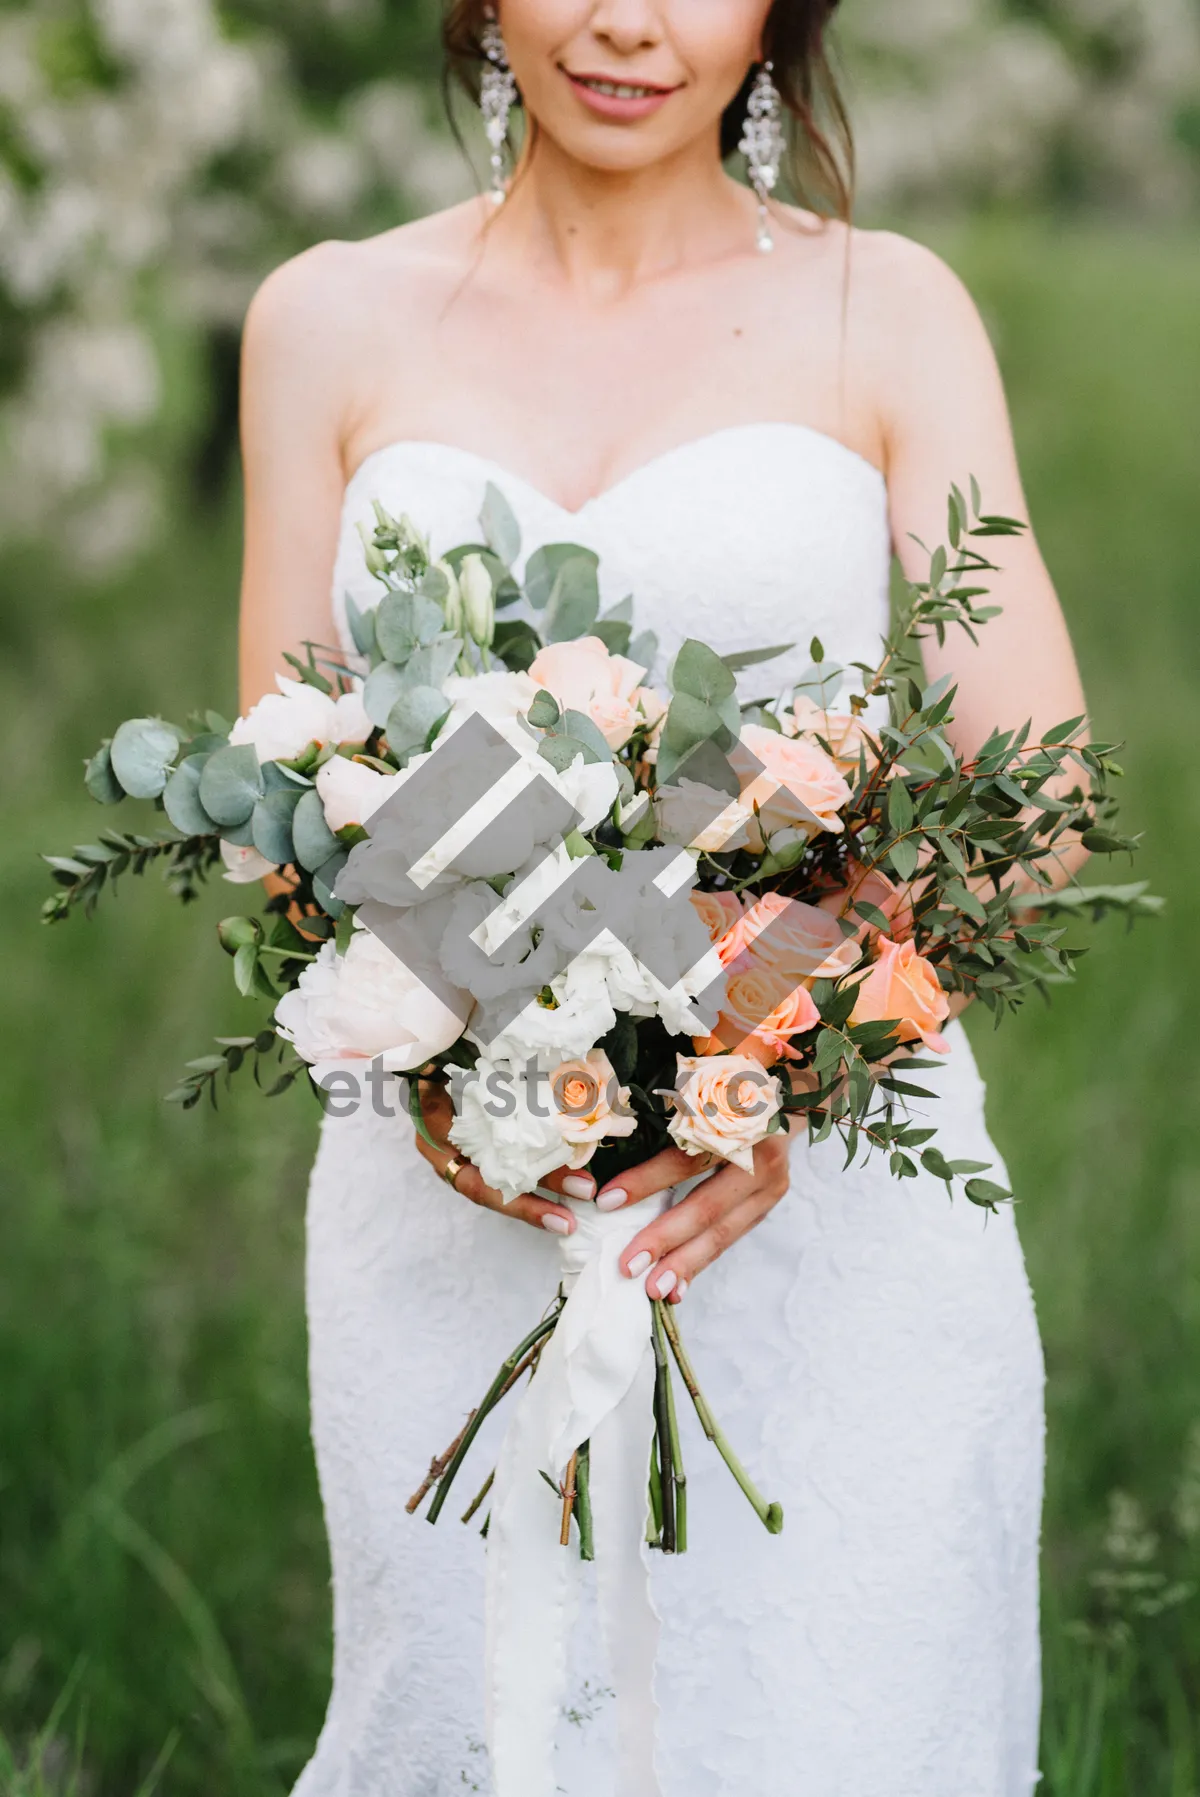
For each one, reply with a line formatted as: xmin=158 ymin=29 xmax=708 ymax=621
xmin=237 ymin=242 xmax=362 ymax=713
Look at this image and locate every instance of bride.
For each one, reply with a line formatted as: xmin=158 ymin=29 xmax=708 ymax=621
xmin=237 ymin=3 xmax=1087 ymax=1793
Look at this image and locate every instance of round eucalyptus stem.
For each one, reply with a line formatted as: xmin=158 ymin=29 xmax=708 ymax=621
xmin=425 ymin=1305 xmax=562 ymax=1524
xmin=659 ymin=1303 xmax=783 ymax=1535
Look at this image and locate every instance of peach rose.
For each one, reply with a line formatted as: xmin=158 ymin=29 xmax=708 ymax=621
xmin=733 ymin=724 xmax=852 ymax=845
xmin=667 ymin=1052 xmax=783 ymax=1173
xmin=817 ymin=868 xmax=916 ymax=943
xmin=788 ymin=695 xmax=878 ymax=776
xmin=529 ymin=636 xmax=663 ymax=750
xmin=849 ymin=935 xmax=950 ymax=1052
xmin=549 ymin=1049 xmax=638 ymax=1164
xmin=690 ymin=889 xmax=747 ymax=959
xmin=693 ymin=964 xmax=820 ymax=1065
xmin=737 ymin=892 xmax=863 ymax=984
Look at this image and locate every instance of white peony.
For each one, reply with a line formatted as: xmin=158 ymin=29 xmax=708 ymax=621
xmin=220 ymin=840 xmax=277 ymax=883
xmin=274 ymin=928 xmax=471 ymax=1072
xmin=440 ymin=668 xmax=540 ymax=735
xmin=316 ymin=754 xmax=405 ymax=831
xmin=229 ymin=675 xmax=372 ymax=765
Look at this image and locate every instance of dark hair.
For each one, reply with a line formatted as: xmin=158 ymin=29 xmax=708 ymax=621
xmin=442 ymin=1 xmax=854 ymax=222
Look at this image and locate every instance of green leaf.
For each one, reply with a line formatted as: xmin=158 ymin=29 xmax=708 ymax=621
xmin=344 ymin=593 xmax=376 ymax=658
xmin=110 ymin=717 xmax=183 ymax=800
xmin=314 ymin=849 xmax=349 ymax=916
xmin=251 ymin=786 xmax=302 ymax=865
xmin=387 ymin=684 xmax=451 ymax=759
xmin=965 ymin=1177 xmax=1011 ymax=1211
xmin=1041 ymin=714 xmax=1086 ymax=746
xmin=538 ymin=733 xmax=592 ymax=773
xmin=492 ymin=618 xmax=543 ymax=671
xmin=363 ymin=660 xmax=411 ymax=728
xmin=198 ymin=743 xmax=264 ymax=828
xmin=627 ymin=629 xmax=658 ymax=674
xmin=889 ymin=835 xmax=920 ymax=883
xmin=375 ymin=591 xmax=445 ymax=664
xmin=405 ymin=637 xmax=462 ymax=691
xmin=233 ymin=942 xmax=262 ymax=998
xmin=525 ymin=543 xmax=599 ymax=612
xmin=671 ymin=639 xmax=737 ymax=708
xmin=84 ymin=741 xmax=125 ymax=806
xmin=528 ymin=688 xmax=561 ymax=729
xmin=887 ymin=779 xmax=915 ymax=835
xmin=558 ymin=708 xmax=613 ymax=762
xmin=720 ymin=642 xmax=795 ymax=673
xmin=655 ymin=692 xmax=735 ymax=787
xmin=543 ymin=556 xmax=601 ymax=642
xmin=480 ymin=481 xmax=521 ymax=565
xmin=163 ymin=754 xmax=217 ymax=836
xmin=292 ymin=787 xmax=340 ymax=872
xmin=593 ymin=616 xmax=633 ymax=657
xmin=1081 ymin=828 xmax=1134 ymax=854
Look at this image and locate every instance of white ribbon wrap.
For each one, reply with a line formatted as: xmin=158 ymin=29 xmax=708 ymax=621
xmin=484 ymin=1191 xmax=674 ymax=1797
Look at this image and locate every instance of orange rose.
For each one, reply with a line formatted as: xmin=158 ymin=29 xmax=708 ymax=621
xmin=690 ymin=889 xmax=748 ymax=963
xmin=849 ymin=936 xmax=950 ymax=1052
xmin=817 ymin=869 xmax=916 ymax=943
xmin=694 ymin=965 xmax=820 ymax=1065
xmin=737 ymin=892 xmax=862 ymax=984
xmin=733 ymin=724 xmax=852 ymax=844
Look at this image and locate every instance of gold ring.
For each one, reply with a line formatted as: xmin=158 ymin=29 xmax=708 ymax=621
xmin=442 ymin=1155 xmax=467 ymax=1191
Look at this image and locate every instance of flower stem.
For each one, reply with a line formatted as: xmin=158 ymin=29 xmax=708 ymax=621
xmin=653 ymin=1301 xmax=687 ymax=1554
xmin=575 ymin=1439 xmax=594 ymax=1562
xmin=460 ymin=1468 xmax=494 ymax=1525
xmin=659 ymin=1304 xmax=783 ymax=1536
xmin=424 ymin=1305 xmax=562 ymax=1524
xmin=560 ymin=1451 xmax=578 ymax=1547
xmin=651 ymin=1303 xmax=677 ymax=1553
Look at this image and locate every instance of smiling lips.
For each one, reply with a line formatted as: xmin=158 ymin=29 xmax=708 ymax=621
xmin=563 ymin=68 xmax=681 ymax=122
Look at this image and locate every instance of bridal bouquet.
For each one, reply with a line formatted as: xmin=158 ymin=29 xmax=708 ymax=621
xmin=43 ymin=479 xmax=1155 ymax=1558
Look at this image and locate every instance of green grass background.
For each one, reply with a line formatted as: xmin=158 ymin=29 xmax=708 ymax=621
xmin=1 ymin=218 xmax=1198 ymax=1793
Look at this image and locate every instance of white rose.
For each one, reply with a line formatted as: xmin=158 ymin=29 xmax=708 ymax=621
xmin=474 ymin=949 xmax=616 ymax=1065
xmin=220 ymin=840 xmax=277 ymax=883
xmin=316 ymin=754 xmax=405 ymax=831
xmin=447 ymin=1052 xmax=575 ymax=1203
xmin=274 ymin=929 xmax=471 ymax=1072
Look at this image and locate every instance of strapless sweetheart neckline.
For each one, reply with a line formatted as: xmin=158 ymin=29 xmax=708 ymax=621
xmin=342 ymin=419 xmax=887 ymax=520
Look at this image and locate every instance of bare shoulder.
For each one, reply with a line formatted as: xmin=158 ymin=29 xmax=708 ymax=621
xmin=842 ymin=226 xmax=998 ymax=368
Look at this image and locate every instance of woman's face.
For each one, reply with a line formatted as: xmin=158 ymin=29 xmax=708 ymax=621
xmin=496 ymin=0 xmax=773 ymax=175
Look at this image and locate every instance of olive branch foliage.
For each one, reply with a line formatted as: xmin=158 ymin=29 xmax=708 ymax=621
xmin=40 ymin=482 xmax=1158 ymax=1188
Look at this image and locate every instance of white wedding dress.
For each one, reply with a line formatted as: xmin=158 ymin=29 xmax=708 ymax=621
xmin=294 ymin=424 xmax=1046 ymax=1797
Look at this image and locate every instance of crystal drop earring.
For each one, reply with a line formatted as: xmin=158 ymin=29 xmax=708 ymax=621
xmin=739 ymin=61 xmax=785 ymax=253
xmin=479 ymin=10 xmax=517 ymax=206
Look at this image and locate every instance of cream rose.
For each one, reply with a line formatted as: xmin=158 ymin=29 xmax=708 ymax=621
xmin=529 ymin=636 xmax=662 ymax=750
xmin=549 ymin=1049 xmax=638 ymax=1164
xmin=737 ymin=892 xmax=862 ymax=984
xmin=667 ymin=1053 xmax=783 ymax=1173
xmin=733 ymin=724 xmax=852 ymax=844
xmin=689 ymin=889 xmax=746 ymax=957
xmin=849 ymin=935 xmax=951 ymax=1052
xmin=788 ymin=695 xmax=878 ymax=775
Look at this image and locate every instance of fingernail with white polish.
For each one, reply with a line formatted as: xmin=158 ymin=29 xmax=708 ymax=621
xmin=561 ymin=1175 xmax=594 ymax=1199
xmin=542 ymin=1214 xmax=573 ymax=1235
xmin=596 ymin=1188 xmax=627 ymax=1212
xmin=654 ymin=1270 xmax=677 ymax=1299
xmin=675 ymin=1279 xmax=689 ymax=1301
xmin=626 ymin=1250 xmax=652 ymax=1279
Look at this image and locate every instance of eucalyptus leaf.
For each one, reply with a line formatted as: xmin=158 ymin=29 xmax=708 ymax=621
xmin=163 ymin=754 xmax=217 ymax=836
xmin=344 ymin=593 xmax=376 ymax=658
xmin=375 ymin=591 xmax=445 ymax=663
xmin=480 ymin=481 xmax=522 ymax=565
xmin=198 ymin=743 xmax=265 ymax=827
xmin=525 ymin=543 xmax=599 ymax=612
xmin=84 ymin=742 xmax=125 ymax=806
xmin=528 ymin=688 xmax=561 ymax=728
xmin=252 ymin=786 xmax=302 ymax=865
xmin=889 ymin=835 xmax=920 ymax=883
xmin=670 ymin=639 xmax=736 ymax=708
xmin=315 ymin=848 xmax=350 ymax=916
xmin=387 ymin=684 xmax=451 ymax=759
xmin=559 ymin=708 xmax=614 ymax=762
xmin=406 ymin=637 xmax=462 ymax=691
xmin=110 ymin=717 xmax=183 ymax=800
xmin=292 ymin=786 xmax=340 ymax=872
xmin=593 ymin=617 xmax=633 ymax=657
xmin=627 ymin=629 xmax=658 ymax=674
xmin=656 ymin=692 xmax=735 ymax=787
xmin=363 ymin=661 xmax=410 ymax=729
xmin=543 ymin=556 xmax=601 ymax=642
xmin=493 ymin=618 xmax=543 ymax=671
xmin=720 ymin=643 xmax=795 ymax=673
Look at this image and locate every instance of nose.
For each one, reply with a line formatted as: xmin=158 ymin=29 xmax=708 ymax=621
xmin=587 ymin=0 xmax=664 ymax=55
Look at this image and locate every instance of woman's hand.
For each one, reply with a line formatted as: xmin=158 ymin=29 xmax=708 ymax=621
xmin=594 ymin=1130 xmax=793 ymax=1304
xmin=413 ymin=1078 xmax=595 ymax=1236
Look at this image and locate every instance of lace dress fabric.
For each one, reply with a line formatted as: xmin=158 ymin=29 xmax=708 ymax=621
xmin=295 ymin=425 xmax=1046 ymax=1797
